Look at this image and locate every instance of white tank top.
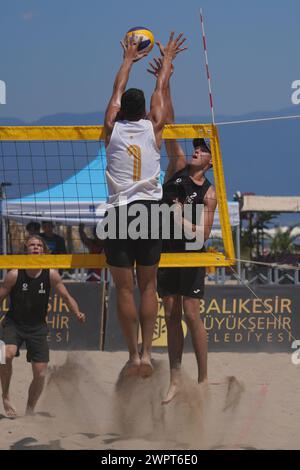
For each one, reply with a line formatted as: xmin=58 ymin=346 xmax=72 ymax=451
xmin=105 ymin=119 xmax=162 ymax=206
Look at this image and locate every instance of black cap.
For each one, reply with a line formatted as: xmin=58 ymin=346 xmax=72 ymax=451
xmin=193 ymin=138 xmax=211 ymax=154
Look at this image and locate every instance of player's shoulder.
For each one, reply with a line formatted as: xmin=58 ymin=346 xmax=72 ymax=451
xmin=49 ymin=268 xmax=59 ymax=275
xmin=206 ymin=182 xmax=215 ymax=193
xmin=49 ymin=269 xmax=60 ymax=280
xmin=4 ymin=269 xmax=19 ymax=285
xmin=7 ymin=269 xmax=18 ymax=278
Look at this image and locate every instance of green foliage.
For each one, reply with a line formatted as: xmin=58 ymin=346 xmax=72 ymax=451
xmin=266 ymin=224 xmax=300 ymax=255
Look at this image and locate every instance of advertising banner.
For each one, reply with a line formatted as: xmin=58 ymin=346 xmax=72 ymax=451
xmin=105 ymin=285 xmax=300 ymax=352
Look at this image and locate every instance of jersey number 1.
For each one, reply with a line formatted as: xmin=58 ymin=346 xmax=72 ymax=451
xmin=127 ymin=145 xmax=141 ymax=181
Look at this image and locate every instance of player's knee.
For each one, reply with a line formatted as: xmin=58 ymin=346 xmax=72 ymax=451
xmin=5 ymin=349 xmax=16 ymax=362
xmin=184 ymin=310 xmax=198 ymax=325
xmin=35 ymin=372 xmax=46 ymax=382
xmin=183 ymin=299 xmax=200 ymax=319
xmin=137 ymin=273 xmax=156 ymax=293
xmin=5 ymin=353 xmax=15 ymax=363
xmin=33 ymin=367 xmax=47 ymax=380
xmin=139 ymin=283 xmax=156 ymax=296
xmin=116 ymin=284 xmax=134 ymax=297
xmin=165 ymin=309 xmax=182 ymax=325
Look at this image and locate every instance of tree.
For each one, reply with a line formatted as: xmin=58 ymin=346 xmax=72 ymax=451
xmin=253 ymin=212 xmax=278 ymax=258
xmin=240 ymin=211 xmax=278 ymax=259
xmin=266 ymin=224 xmax=300 ymax=256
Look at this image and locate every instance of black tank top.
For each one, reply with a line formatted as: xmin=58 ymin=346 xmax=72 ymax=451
xmin=161 ymin=165 xmax=211 ymax=252
xmin=8 ymin=270 xmax=51 ymax=327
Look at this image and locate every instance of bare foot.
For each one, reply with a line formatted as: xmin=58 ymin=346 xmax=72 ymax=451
xmin=25 ymin=406 xmax=35 ymax=416
xmin=139 ymin=359 xmax=154 ymax=379
xmin=161 ymin=382 xmax=180 ymax=405
xmin=121 ymin=359 xmax=140 ymax=378
xmin=3 ymin=397 xmax=17 ymax=418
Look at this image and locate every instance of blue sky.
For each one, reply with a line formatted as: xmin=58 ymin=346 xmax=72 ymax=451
xmin=1 ymin=0 xmax=300 ymax=121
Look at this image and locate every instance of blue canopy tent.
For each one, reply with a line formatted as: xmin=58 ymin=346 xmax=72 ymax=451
xmin=2 ymin=150 xmax=109 ymax=226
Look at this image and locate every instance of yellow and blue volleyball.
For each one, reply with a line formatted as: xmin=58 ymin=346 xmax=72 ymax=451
xmin=126 ymin=27 xmax=154 ymax=52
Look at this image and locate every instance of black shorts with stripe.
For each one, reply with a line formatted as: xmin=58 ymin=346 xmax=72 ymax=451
xmin=157 ymin=266 xmax=205 ymax=299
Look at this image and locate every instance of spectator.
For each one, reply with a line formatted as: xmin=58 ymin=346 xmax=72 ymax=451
xmin=26 ymin=221 xmax=41 ymax=236
xmin=40 ymin=221 xmax=67 ymax=254
xmin=79 ymin=223 xmax=104 ymax=281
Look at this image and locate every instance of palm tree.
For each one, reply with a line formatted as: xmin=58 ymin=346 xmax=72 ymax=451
xmin=266 ymin=224 xmax=300 ymax=256
xmin=254 ymin=212 xmax=278 ymax=256
xmin=241 ymin=211 xmax=278 ymax=259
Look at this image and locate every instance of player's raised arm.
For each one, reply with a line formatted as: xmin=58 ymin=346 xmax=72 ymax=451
xmin=104 ymin=36 xmax=149 ymax=146
xmin=148 ymin=32 xmax=187 ymax=149
xmin=147 ymin=56 xmax=186 ymax=180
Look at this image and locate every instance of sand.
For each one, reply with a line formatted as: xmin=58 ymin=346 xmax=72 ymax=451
xmin=0 ymin=350 xmax=299 ymax=450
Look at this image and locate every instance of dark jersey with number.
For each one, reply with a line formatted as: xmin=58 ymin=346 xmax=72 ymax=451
xmin=8 ymin=270 xmax=51 ymax=327
xmin=161 ymin=165 xmax=211 ymax=252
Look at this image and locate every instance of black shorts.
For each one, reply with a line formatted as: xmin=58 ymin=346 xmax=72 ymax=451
xmin=103 ymin=200 xmax=162 ymax=267
xmin=105 ymin=238 xmax=162 ymax=267
xmin=157 ymin=266 xmax=205 ymax=299
xmin=1 ymin=319 xmax=49 ymax=363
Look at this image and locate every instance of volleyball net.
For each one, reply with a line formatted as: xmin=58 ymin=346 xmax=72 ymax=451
xmin=0 ymin=124 xmax=235 ymax=269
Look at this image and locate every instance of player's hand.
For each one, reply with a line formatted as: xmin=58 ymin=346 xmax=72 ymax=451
xmin=173 ymin=197 xmax=183 ymax=209
xmin=147 ymin=57 xmax=174 ymax=77
xmin=121 ymin=35 xmax=149 ymax=63
xmin=76 ymin=312 xmax=86 ymax=323
xmin=157 ymin=32 xmax=187 ymax=60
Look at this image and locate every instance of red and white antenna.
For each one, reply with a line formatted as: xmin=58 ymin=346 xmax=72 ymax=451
xmin=199 ymin=8 xmax=215 ymax=125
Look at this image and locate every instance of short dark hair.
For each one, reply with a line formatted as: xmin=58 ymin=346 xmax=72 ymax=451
xmin=42 ymin=220 xmax=54 ymax=227
xmin=26 ymin=221 xmax=41 ymax=232
xmin=120 ymin=88 xmax=146 ymax=121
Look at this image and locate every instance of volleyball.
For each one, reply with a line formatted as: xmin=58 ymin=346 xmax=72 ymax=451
xmin=126 ymin=27 xmax=154 ymax=52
